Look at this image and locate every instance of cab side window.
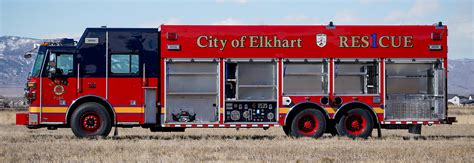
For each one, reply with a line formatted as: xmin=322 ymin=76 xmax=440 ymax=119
xmin=56 ymin=54 xmax=74 ymax=75
xmin=48 ymin=53 xmax=74 ymax=76
xmin=111 ymin=54 xmax=139 ymax=75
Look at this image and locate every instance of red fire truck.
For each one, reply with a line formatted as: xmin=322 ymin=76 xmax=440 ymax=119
xmin=17 ymin=22 xmax=456 ymax=138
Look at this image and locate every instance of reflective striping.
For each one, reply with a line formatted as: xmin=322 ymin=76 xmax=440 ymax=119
xmin=41 ymin=122 xmax=64 ymax=125
xmin=30 ymin=106 xmax=145 ymax=113
xmin=381 ymin=121 xmax=440 ymax=124
xmin=162 ymin=123 xmax=278 ymax=128
xmin=324 ymin=107 xmax=336 ymax=114
xmin=279 ymin=107 xmax=290 ymax=114
xmin=29 ymin=107 xmax=67 ymax=113
xmin=161 ymin=107 xmax=165 ymax=113
xmin=373 ymin=107 xmax=384 ymax=113
xmin=280 ymin=107 xmax=383 ymax=114
xmin=114 ymin=107 xmax=144 ymax=113
xmin=117 ymin=122 xmax=140 ymax=125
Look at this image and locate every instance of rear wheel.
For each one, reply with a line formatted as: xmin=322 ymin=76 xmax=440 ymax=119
xmin=289 ymin=109 xmax=326 ymax=138
xmin=70 ymin=102 xmax=112 ymax=137
xmin=336 ymin=108 xmax=373 ymax=138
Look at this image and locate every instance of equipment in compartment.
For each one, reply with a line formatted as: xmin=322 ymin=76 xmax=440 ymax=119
xmin=225 ymin=63 xmax=237 ymax=99
xmin=172 ymin=111 xmax=196 ymax=122
xmin=385 ymin=60 xmax=446 ymax=121
xmin=225 ymin=101 xmax=277 ymax=122
xmin=334 ymin=59 xmax=379 ymax=94
xmin=224 ymin=59 xmax=278 ymax=123
xmin=165 ymin=60 xmax=219 ymax=123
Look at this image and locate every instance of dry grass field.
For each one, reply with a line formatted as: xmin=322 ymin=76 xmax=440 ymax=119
xmin=1 ymin=106 xmax=473 ymax=162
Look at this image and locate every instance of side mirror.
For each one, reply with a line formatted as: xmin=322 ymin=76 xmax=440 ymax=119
xmin=24 ymin=51 xmax=33 ymax=59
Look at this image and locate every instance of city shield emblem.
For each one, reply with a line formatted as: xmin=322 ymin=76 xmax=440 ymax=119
xmin=316 ymin=34 xmax=327 ymax=47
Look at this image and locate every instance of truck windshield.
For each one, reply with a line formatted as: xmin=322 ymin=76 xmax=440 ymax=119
xmin=30 ymin=47 xmax=46 ymax=77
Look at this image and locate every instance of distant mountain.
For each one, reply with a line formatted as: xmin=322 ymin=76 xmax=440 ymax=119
xmin=447 ymin=58 xmax=474 ymax=96
xmin=0 ymin=36 xmax=43 ymax=87
xmin=0 ymin=35 xmax=472 ymax=96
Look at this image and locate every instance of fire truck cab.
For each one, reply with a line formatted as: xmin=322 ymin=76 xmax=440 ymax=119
xmin=17 ymin=23 xmax=455 ymax=138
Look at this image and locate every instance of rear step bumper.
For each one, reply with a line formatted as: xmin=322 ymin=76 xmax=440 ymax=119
xmin=444 ymin=117 xmax=457 ymax=124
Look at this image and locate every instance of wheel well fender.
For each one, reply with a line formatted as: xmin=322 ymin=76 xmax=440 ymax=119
xmin=284 ymin=102 xmax=329 ymax=126
xmin=65 ymin=95 xmax=115 ymax=125
xmin=334 ymin=102 xmax=379 ymax=125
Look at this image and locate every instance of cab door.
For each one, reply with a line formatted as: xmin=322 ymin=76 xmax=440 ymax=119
xmin=106 ymin=31 xmax=146 ymax=124
xmin=40 ymin=50 xmax=77 ymax=123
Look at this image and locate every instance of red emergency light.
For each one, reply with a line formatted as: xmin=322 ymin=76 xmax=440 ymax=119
xmin=166 ymin=32 xmax=178 ymax=40
xmin=431 ymin=32 xmax=442 ymax=40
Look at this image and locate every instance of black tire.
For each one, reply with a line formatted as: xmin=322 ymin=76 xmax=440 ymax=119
xmin=289 ymin=109 xmax=326 ymax=138
xmin=336 ymin=108 xmax=373 ymax=139
xmin=282 ymin=125 xmax=290 ymax=136
xmin=70 ymin=102 xmax=112 ymax=137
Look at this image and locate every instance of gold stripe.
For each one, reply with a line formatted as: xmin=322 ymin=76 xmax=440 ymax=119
xmin=29 ymin=107 xmax=39 ymax=112
xmin=161 ymin=107 xmax=165 ymax=113
xmin=373 ymin=107 xmax=384 ymax=113
xmin=324 ymin=107 xmax=336 ymax=114
xmin=279 ymin=107 xmax=336 ymax=114
xmin=29 ymin=107 xmax=67 ymax=113
xmin=279 ymin=107 xmax=289 ymax=114
xmin=219 ymin=108 xmax=224 ymax=113
xmin=114 ymin=107 xmax=143 ymax=113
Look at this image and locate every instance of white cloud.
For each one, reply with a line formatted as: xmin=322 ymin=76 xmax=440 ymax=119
xmin=446 ymin=8 xmax=474 ymax=59
xmin=358 ymin=0 xmax=390 ymax=4
xmin=215 ymin=0 xmax=248 ymax=4
xmin=332 ymin=10 xmax=362 ymax=24
xmin=163 ymin=18 xmax=182 ymax=25
xmin=283 ymin=14 xmax=322 ymax=24
xmin=384 ymin=0 xmax=440 ymax=22
xmin=281 ymin=11 xmax=363 ymax=25
xmin=141 ymin=18 xmax=182 ymax=27
xmin=212 ymin=18 xmax=243 ymax=25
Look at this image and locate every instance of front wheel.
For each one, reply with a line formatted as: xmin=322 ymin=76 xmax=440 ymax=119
xmin=70 ymin=102 xmax=112 ymax=137
xmin=336 ymin=108 xmax=373 ymax=139
xmin=289 ymin=109 xmax=326 ymax=138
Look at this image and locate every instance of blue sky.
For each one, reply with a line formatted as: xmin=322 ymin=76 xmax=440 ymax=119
xmin=1 ymin=0 xmax=472 ymax=58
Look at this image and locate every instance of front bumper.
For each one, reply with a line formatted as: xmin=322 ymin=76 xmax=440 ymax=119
xmin=16 ymin=112 xmax=29 ymax=125
xmin=16 ymin=112 xmax=39 ymax=126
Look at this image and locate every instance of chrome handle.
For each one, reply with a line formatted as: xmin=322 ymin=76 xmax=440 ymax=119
xmin=143 ymin=63 xmax=146 ymax=86
xmin=77 ymin=63 xmax=80 ymax=92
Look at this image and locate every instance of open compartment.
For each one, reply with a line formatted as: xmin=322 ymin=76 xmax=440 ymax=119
xmin=165 ymin=59 xmax=219 ymax=123
xmin=283 ymin=59 xmax=328 ymax=95
xmin=385 ymin=59 xmax=445 ymax=121
xmin=224 ymin=59 xmax=277 ymax=122
xmin=334 ymin=59 xmax=379 ymax=95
